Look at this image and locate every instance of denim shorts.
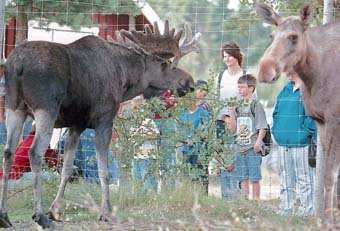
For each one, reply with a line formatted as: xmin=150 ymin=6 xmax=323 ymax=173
xmin=235 ymin=148 xmax=262 ymax=182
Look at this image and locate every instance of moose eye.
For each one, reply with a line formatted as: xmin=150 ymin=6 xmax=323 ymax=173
xmin=287 ymin=34 xmax=298 ymax=44
xmin=269 ymin=34 xmax=274 ymax=41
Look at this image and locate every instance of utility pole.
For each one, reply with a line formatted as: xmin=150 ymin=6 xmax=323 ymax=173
xmin=0 ymin=0 xmax=5 ymax=61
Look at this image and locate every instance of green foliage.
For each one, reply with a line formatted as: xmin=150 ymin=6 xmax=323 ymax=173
xmin=112 ymin=70 xmax=238 ymax=181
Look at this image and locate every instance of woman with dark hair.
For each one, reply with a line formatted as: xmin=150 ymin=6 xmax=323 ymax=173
xmin=215 ymin=42 xmax=246 ymax=199
xmin=217 ymin=42 xmax=244 ymax=100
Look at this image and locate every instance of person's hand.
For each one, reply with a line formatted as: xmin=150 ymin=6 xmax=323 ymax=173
xmin=253 ymin=141 xmax=263 ymax=154
xmin=215 ymin=168 xmax=221 ymax=176
xmin=225 ymin=164 xmax=234 ymax=172
xmin=186 ymin=139 xmax=193 ymax=147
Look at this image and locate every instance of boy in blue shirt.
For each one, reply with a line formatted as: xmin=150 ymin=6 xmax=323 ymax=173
xmin=177 ymin=80 xmax=211 ymax=193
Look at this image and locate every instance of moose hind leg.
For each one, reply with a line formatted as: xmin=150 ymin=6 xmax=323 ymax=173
xmin=29 ymin=110 xmax=57 ymax=229
xmin=95 ymin=124 xmax=113 ymax=221
xmin=0 ymin=109 xmax=26 ymax=228
xmin=48 ymin=128 xmax=82 ymax=221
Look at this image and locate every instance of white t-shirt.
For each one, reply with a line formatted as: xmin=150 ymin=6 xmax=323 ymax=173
xmin=219 ymin=69 xmax=243 ymax=100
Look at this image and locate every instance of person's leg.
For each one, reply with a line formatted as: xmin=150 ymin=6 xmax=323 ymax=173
xmin=108 ymin=151 xmax=119 ymax=185
xmin=132 ymin=159 xmax=142 ymax=182
xmin=144 ymin=158 xmax=158 ymax=192
xmin=293 ymin=146 xmax=314 ymax=217
xmin=247 ymin=149 xmax=262 ymax=200
xmin=240 ymin=180 xmax=249 ymax=197
xmin=220 ymin=169 xmax=231 ymax=199
xmin=252 ymin=181 xmax=260 ymax=200
xmin=278 ymin=146 xmax=296 ymax=216
xmin=235 ymin=153 xmax=248 ymax=198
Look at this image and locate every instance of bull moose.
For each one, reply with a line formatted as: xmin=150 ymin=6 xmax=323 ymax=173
xmin=0 ymin=21 xmax=198 ymax=228
xmin=256 ymin=3 xmax=340 ymax=220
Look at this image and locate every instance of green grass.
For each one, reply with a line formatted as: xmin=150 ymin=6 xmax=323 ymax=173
xmin=3 ymin=175 xmax=331 ymax=230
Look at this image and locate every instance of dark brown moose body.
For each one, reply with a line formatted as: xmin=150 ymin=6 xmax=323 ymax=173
xmin=256 ymin=3 xmax=340 ymax=221
xmin=0 ymin=25 xmax=195 ymax=229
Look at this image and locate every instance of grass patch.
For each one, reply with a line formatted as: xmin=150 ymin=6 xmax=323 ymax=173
xmin=3 ymin=175 xmax=329 ymax=230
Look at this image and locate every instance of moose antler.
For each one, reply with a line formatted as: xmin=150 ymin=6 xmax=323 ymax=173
xmin=120 ymin=20 xmax=181 ymax=59
xmin=119 ymin=20 xmax=201 ymax=67
xmin=172 ymin=23 xmax=201 ymax=68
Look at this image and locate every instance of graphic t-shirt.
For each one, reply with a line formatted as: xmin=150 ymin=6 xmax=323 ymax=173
xmin=235 ymin=100 xmax=268 ymax=153
xmin=236 ymin=103 xmax=255 ymax=153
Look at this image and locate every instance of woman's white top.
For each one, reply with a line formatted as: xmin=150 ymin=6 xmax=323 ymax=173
xmin=219 ymin=69 xmax=243 ymax=100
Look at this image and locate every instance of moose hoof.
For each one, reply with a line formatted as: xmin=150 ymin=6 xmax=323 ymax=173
xmin=32 ymin=213 xmax=53 ymax=229
xmin=99 ymin=214 xmax=110 ymax=222
xmin=47 ymin=210 xmax=62 ymax=222
xmin=0 ymin=212 xmax=12 ymax=228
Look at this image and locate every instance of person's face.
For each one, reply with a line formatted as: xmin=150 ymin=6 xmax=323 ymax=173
xmin=224 ymin=116 xmax=233 ymax=130
xmin=223 ymin=51 xmax=239 ymax=68
xmin=195 ymin=88 xmax=207 ymax=100
xmin=238 ymin=83 xmax=253 ymax=97
xmin=286 ymin=71 xmax=299 ymax=82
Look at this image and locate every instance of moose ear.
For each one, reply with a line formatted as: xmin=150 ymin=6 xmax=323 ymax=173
xmin=256 ymin=3 xmax=282 ymax=26
xmin=300 ymin=5 xmax=312 ymax=29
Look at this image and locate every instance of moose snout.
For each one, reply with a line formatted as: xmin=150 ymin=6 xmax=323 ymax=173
xmin=177 ymin=78 xmax=194 ymax=96
xmin=257 ymin=58 xmax=280 ymax=83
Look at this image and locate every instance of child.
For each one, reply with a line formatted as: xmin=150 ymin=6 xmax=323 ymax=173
xmin=154 ymin=90 xmax=177 ymax=188
xmin=233 ymin=74 xmax=267 ymax=200
xmin=177 ymin=80 xmax=211 ymax=193
xmin=215 ymin=110 xmax=240 ymax=200
xmin=130 ymin=95 xmax=159 ymax=193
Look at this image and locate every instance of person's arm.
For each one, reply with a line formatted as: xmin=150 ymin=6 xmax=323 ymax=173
xmin=254 ymin=128 xmax=266 ymax=153
xmin=224 ymin=115 xmax=236 ymax=134
xmin=0 ymin=96 xmax=5 ymax=123
xmin=254 ymin=102 xmax=268 ymax=153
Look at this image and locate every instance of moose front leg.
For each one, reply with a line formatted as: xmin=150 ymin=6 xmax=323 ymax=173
xmin=323 ymin=120 xmax=340 ymax=222
xmin=95 ymin=123 xmax=113 ymax=221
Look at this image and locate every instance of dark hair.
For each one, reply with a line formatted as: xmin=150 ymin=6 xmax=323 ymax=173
xmin=221 ymin=42 xmax=243 ymax=67
xmin=238 ymin=74 xmax=257 ymax=92
xmin=195 ymin=79 xmax=208 ymax=91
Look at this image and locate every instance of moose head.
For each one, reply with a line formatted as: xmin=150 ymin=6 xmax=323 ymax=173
xmin=116 ymin=20 xmax=201 ymax=98
xmin=256 ymin=3 xmax=312 ymax=83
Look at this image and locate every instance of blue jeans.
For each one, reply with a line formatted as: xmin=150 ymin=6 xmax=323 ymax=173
xmin=220 ymin=169 xmax=239 ymax=199
xmin=132 ymin=158 xmax=158 ymax=192
xmin=235 ymin=148 xmax=262 ymax=182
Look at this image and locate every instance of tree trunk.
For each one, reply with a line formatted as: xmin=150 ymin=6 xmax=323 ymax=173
xmin=0 ymin=0 xmax=5 ymax=60
xmin=15 ymin=3 xmax=30 ymax=45
xmin=315 ymin=134 xmax=325 ymax=217
xmin=323 ymin=0 xmax=334 ymax=23
xmin=314 ymin=0 xmax=334 ymax=218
